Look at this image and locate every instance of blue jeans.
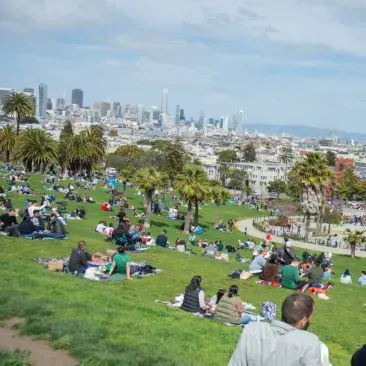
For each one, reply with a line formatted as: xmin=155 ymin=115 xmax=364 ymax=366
xmin=43 ymin=233 xmax=65 ymax=239
xmin=242 ymin=314 xmax=252 ymax=325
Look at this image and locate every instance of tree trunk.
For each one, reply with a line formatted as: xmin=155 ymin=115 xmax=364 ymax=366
xmin=144 ymin=191 xmax=152 ymax=228
xmin=304 ymin=213 xmax=311 ymax=242
xmin=16 ymin=114 xmax=21 ymax=135
xmin=351 ymin=243 xmax=356 ymax=259
xmin=184 ymin=201 xmax=193 ymax=234
xmin=194 ymin=201 xmax=199 ymax=226
xmin=5 ymin=150 xmax=10 ymax=163
xmin=213 ymin=205 xmax=220 ymax=227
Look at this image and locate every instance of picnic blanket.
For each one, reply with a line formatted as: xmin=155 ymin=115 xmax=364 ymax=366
xmin=257 ymin=280 xmax=282 ymax=288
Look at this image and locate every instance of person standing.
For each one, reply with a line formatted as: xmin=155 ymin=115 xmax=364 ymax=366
xmin=228 ymin=293 xmax=331 ymax=366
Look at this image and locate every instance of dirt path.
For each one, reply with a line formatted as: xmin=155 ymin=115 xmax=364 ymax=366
xmin=0 ymin=318 xmax=78 ymax=366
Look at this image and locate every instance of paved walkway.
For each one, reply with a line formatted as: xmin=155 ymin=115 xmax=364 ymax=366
xmin=237 ymin=218 xmax=366 ymax=258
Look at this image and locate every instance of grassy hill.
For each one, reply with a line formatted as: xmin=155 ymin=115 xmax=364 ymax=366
xmin=0 ymin=173 xmax=365 ymax=365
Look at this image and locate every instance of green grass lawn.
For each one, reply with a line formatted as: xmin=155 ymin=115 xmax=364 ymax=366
xmin=0 ymin=173 xmax=365 ymax=366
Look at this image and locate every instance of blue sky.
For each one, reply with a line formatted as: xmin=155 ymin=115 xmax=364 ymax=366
xmin=1 ymin=0 xmax=366 ymax=131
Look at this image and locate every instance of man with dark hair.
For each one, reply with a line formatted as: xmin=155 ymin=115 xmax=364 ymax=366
xmin=281 ymin=258 xmax=307 ymax=290
xmin=306 ymin=260 xmax=324 ymax=285
xmin=228 ymin=293 xmax=331 ymax=366
xmin=69 ymin=241 xmax=91 ymax=273
xmin=45 ymin=213 xmax=66 ymax=239
xmin=106 ymin=246 xmax=132 ymax=280
xmin=156 ymin=230 xmax=168 ymax=248
xmin=0 ymin=208 xmax=19 ymax=236
xmin=351 ymin=345 xmax=366 ymax=366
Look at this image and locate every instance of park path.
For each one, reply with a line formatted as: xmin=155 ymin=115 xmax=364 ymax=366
xmin=237 ymin=218 xmax=366 ymax=258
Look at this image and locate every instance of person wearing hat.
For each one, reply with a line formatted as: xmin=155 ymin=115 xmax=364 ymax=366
xmin=277 ymin=239 xmax=296 ymax=274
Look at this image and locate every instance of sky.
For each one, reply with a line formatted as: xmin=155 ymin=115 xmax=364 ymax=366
xmin=1 ymin=0 xmax=366 ymax=131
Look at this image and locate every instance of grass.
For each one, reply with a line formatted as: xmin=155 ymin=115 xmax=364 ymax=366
xmin=0 ymin=173 xmax=365 ymax=366
xmin=0 ymin=350 xmax=32 ymax=366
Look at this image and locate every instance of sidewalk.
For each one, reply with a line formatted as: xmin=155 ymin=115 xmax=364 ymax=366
xmin=237 ymin=218 xmax=366 ymax=258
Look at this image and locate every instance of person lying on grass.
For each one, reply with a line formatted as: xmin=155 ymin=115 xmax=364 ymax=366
xmin=105 ymin=246 xmax=132 ymax=280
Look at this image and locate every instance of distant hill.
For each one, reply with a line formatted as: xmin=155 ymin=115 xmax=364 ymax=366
xmin=244 ymin=123 xmax=366 ymax=142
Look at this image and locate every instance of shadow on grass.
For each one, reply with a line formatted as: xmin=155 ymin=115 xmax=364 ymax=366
xmin=150 ymin=221 xmax=170 ymax=228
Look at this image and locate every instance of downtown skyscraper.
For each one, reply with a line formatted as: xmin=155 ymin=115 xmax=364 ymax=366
xmin=71 ymin=89 xmax=83 ymax=107
xmin=37 ymin=83 xmax=48 ymax=119
xmin=161 ymin=88 xmax=168 ymax=114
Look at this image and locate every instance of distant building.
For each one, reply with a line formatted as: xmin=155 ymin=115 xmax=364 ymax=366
xmin=56 ymin=98 xmax=66 ymax=109
xmin=175 ymin=104 xmax=180 ymax=124
xmin=179 ymin=108 xmax=185 ymax=121
xmin=335 ymin=157 xmax=354 ymax=180
xmin=0 ymin=88 xmax=12 ymax=106
xmin=161 ymin=88 xmax=168 ymax=114
xmin=23 ymin=88 xmax=34 ymax=95
xmin=46 ymin=98 xmax=53 ymax=110
xmin=37 ymin=83 xmax=48 ymax=119
xmin=71 ymin=89 xmax=83 ymax=107
xmin=238 ymin=110 xmax=244 ymax=131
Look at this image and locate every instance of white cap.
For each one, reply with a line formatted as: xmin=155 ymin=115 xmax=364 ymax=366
xmin=286 ymin=241 xmax=292 ymax=248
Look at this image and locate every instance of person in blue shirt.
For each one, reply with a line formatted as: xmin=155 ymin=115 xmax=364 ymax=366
xmin=249 ymin=249 xmax=266 ymax=275
xmin=357 ymin=271 xmax=366 ymax=286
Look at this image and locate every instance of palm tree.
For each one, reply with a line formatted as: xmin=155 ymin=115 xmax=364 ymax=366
xmin=210 ymin=180 xmax=232 ymax=227
xmin=0 ymin=124 xmax=16 ymax=162
xmin=15 ymin=128 xmax=57 ymax=171
xmin=2 ymin=92 xmax=35 ymax=135
xmin=175 ymin=165 xmax=210 ymax=233
xmin=134 ymin=168 xmax=166 ymax=228
xmin=218 ymin=164 xmax=230 ymax=187
xmin=289 ymin=152 xmax=333 ymax=241
xmin=345 ymin=229 xmax=365 ymax=258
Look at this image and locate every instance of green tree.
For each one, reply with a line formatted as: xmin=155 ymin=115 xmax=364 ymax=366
xmin=288 ymin=152 xmax=333 ymax=241
xmin=109 ymin=129 xmax=118 ymax=137
xmin=345 ymin=229 xmax=366 ymax=258
xmin=326 ymin=150 xmax=336 ymax=167
xmin=115 ymin=144 xmax=145 ymax=159
xmin=267 ymin=179 xmax=287 ymax=199
xmin=242 ymin=142 xmax=256 ymax=162
xmin=228 ymin=169 xmax=248 ymax=190
xmin=58 ymin=120 xmax=74 ymax=170
xmin=175 ymin=165 xmax=210 ymax=231
xmin=15 ymin=128 xmax=58 ymax=171
xmin=134 ymin=168 xmax=166 ymax=228
xmin=243 ymin=178 xmax=253 ymax=197
xmin=0 ymin=124 xmax=16 ymax=162
xmin=218 ymin=149 xmax=238 ymax=162
xmin=218 ymin=164 xmax=230 ymax=186
xmin=210 ymin=180 xmax=232 ymax=227
xmin=279 ymin=145 xmax=294 ymax=165
xmin=335 ymin=167 xmax=360 ymax=201
xmin=2 ymin=92 xmax=35 ymax=135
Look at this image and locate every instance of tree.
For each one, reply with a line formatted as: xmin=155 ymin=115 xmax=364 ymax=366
xmin=288 ymin=152 xmax=333 ymax=241
xmin=267 ymin=179 xmax=287 ymax=199
xmin=242 ymin=142 xmax=256 ymax=162
xmin=326 ymin=150 xmax=336 ymax=167
xmin=0 ymin=124 xmax=16 ymax=162
xmin=21 ymin=116 xmax=39 ymax=124
xmin=175 ymin=165 xmax=210 ymax=231
xmin=345 ymin=229 xmax=365 ymax=258
xmin=2 ymin=92 xmax=35 ymax=135
xmin=210 ymin=180 xmax=232 ymax=227
xmin=243 ymin=178 xmax=253 ymax=197
xmin=58 ymin=120 xmax=74 ymax=171
xmin=115 ymin=144 xmax=144 ymax=159
xmin=228 ymin=169 xmax=248 ymax=190
xmin=134 ymin=168 xmax=166 ymax=228
xmin=109 ymin=129 xmax=118 ymax=137
xmin=279 ymin=145 xmax=294 ymax=165
xmin=218 ymin=164 xmax=230 ymax=186
xmin=335 ymin=167 xmax=360 ymax=201
xmin=218 ymin=149 xmax=238 ymax=162
xmin=15 ymin=128 xmax=58 ymax=171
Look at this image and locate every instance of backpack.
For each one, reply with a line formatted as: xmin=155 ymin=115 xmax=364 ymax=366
xmin=228 ymin=270 xmax=243 ymax=279
xmin=261 ymin=301 xmax=277 ymax=320
xmin=139 ymin=265 xmax=156 ymax=275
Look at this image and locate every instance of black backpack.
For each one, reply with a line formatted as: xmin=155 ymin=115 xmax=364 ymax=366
xmin=139 ymin=265 xmax=156 ymax=275
xmin=228 ymin=270 xmax=243 ymax=279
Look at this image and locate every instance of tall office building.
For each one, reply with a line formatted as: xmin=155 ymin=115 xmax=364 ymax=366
xmin=151 ymin=106 xmax=160 ymax=124
xmin=161 ymin=88 xmax=168 ymax=114
xmin=46 ymin=98 xmax=53 ymax=110
xmin=112 ymin=102 xmax=121 ymax=117
xmin=37 ymin=83 xmax=48 ymax=119
xmin=56 ymin=98 xmax=66 ymax=109
xmin=23 ymin=88 xmax=34 ymax=95
xmin=179 ymin=108 xmax=185 ymax=122
xmin=197 ymin=110 xmax=205 ymax=130
xmin=175 ymin=104 xmax=180 ymax=124
xmin=0 ymin=88 xmax=12 ymax=106
xmin=238 ymin=110 xmax=244 ymax=132
xmin=71 ymin=89 xmax=83 ymax=107
xmin=223 ymin=116 xmax=229 ymax=131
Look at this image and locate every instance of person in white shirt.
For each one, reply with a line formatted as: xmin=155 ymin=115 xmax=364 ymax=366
xmin=28 ymin=202 xmax=47 ymax=218
xmin=340 ymin=269 xmax=352 ymax=284
xmin=95 ymin=221 xmax=107 ymax=233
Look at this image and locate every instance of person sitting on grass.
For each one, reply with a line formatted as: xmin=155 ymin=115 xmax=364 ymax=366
xmin=281 ymin=258 xmax=307 ymax=290
xmin=305 ymin=260 xmax=324 ymax=286
xmin=209 ymin=289 xmax=226 ymax=312
xmin=30 ymin=210 xmax=45 ymax=231
xmin=180 ymin=275 xmax=207 ymax=314
xmin=68 ymin=240 xmax=91 ymax=274
xmin=357 ymin=271 xmax=366 ymax=286
xmin=95 ymin=220 xmax=107 ymax=233
xmin=105 ymin=246 xmax=132 ymax=280
xmin=45 ymin=213 xmax=66 ymax=239
xmin=261 ymin=253 xmax=280 ymax=283
xmin=202 ymin=243 xmax=218 ymax=258
xmin=214 ymin=285 xmax=251 ymax=325
xmin=340 ymin=269 xmax=352 ymax=284
xmin=156 ymin=230 xmax=168 ymax=248
xmin=228 ymin=293 xmax=331 ymax=366
xmin=249 ymin=249 xmax=266 ymax=276
xmin=0 ymin=208 xmax=19 ymax=236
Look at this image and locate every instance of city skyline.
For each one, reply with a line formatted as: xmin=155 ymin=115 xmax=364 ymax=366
xmin=1 ymin=1 xmax=366 ymax=132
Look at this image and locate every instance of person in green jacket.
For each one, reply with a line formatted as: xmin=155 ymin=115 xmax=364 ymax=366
xmin=281 ymin=258 xmax=307 ymax=290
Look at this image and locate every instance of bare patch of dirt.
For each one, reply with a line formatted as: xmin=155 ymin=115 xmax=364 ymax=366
xmin=0 ymin=318 xmax=78 ymax=366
